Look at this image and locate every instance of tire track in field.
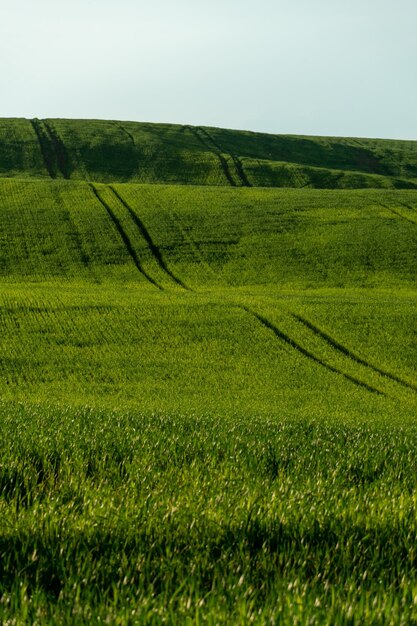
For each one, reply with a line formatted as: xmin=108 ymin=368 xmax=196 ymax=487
xmin=48 ymin=183 xmax=92 ymax=274
xmin=198 ymin=127 xmax=252 ymax=187
xmin=109 ymin=186 xmax=191 ymax=291
xmin=399 ymin=201 xmax=417 ymax=216
xmin=112 ymin=121 xmax=135 ymax=145
xmin=43 ymin=121 xmax=71 ymax=178
xmin=292 ymin=313 xmax=417 ymax=393
xmin=89 ymin=184 xmax=163 ymax=290
xmin=30 ymin=119 xmax=56 ymax=179
xmin=379 ymin=202 xmax=417 ymax=226
xmin=183 ymin=125 xmax=237 ymax=187
xmin=65 ymin=210 xmax=94 ymax=275
xmin=30 ymin=119 xmax=71 ymax=179
xmin=139 ymin=188 xmax=218 ymax=286
xmin=240 ymin=306 xmax=385 ymax=396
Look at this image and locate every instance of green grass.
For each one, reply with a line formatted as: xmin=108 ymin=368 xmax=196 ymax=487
xmin=1 ymin=180 xmax=417 ymax=289
xmin=1 ymin=118 xmax=417 ymax=188
xmin=1 ymin=119 xmax=417 ymax=623
xmin=2 ymin=403 xmax=417 ymax=624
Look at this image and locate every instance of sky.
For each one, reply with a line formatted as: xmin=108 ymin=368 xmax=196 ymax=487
xmin=1 ymin=0 xmax=416 ymax=139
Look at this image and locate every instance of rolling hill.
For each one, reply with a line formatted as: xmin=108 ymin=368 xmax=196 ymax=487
xmin=1 ymin=118 xmax=417 ymax=623
xmin=1 ymin=117 xmax=417 ymax=188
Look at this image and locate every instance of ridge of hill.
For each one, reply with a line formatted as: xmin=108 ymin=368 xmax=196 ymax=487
xmin=1 ymin=117 xmax=417 ymax=188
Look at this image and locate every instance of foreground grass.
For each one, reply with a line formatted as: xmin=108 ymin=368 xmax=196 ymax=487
xmin=2 ymin=130 xmax=417 ymax=622
xmin=1 ymin=402 xmax=417 ymax=624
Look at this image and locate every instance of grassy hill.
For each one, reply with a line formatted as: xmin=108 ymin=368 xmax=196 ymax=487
xmin=1 ymin=117 xmax=417 ymax=188
xmin=1 ymin=119 xmax=417 ymax=623
xmin=2 ymin=179 xmax=417 ymax=288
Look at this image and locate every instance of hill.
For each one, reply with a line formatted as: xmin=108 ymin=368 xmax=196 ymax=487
xmin=1 ymin=179 xmax=417 ymax=289
xmin=1 ymin=118 xmax=417 ymax=622
xmin=1 ymin=117 xmax=417 ymax=188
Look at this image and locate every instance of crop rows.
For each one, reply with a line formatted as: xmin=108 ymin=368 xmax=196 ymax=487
xmin=1 ymin=136 xmax=417 ymax=622
xmin=2 ymin=118 xmax=417 ymax=187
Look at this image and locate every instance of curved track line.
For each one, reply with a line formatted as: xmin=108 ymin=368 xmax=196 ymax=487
xmin=112 ymin=122 xmax=135 ymax=145
xmin=43 ymin=121 xmax=71 ymax=179
xmin=30 ymin=119 xmax=70 ymax=179
xmin=30 ymin=119 xmax=56 ymax=179
xmin=184 ymin=125 xmax=237 ymax=187
xmin=379 ymin=202 xmax=417 ymax=226
xmin=168 ymin=212 xmax=218 ymax=283
xmin=109 ymin=186 xmax=191 ymax=291
xmin=240 ymin=306 xmax=385 ymax=396
xmin=198 ymin=127 xmax=252 ymax=187
xmin=89 ymin=184 xmax=162 ymax=290
xmin=292 ymin=313 xmax=417 ymax=393
xmin=48 ymin=183 xmax=92 ymax=274
xmin=232 ymin=155 xmax=252 ymax=187
xmin=399 ymin=201 xmax=417 ymax=214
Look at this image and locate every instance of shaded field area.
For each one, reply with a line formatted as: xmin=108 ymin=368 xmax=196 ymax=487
xmin=1 ymin=118 xmax=417 ymax=188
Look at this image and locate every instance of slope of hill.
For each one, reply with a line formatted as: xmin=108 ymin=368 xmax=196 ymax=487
xmin=1 ymin=179 xmax=417 ymax=290
xmin=1 ymin=117 xmax=417 ymax=188
xmin=1 ymin=118 xmax=417 ymax=623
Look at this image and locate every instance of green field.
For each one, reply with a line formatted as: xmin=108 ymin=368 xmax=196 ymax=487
xmin=1 ymin=119 xmax=417 ymax=624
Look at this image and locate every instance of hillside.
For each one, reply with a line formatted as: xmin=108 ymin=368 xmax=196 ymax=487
xmin=1 ymin=179 xmax=417 ymax=289
xmin=2 ymin=119 xmax=417 ymax=623
xmin=1 ymin=117 xmax=417 ymax=188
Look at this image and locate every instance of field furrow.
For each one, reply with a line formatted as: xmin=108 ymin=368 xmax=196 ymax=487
xmin=184 ymin=125 xmax=238 ymax=186
xmin=199 ymin=127 xmax=252 ymax=187
xmin=380 ymin=202 xmax=417 ymax=225
xmin=29 ymin=118 xmax=57 ymax=179
xmin=89 ymin=184 xmax=163 ymax=289
xmin=112 ymin=121 xmax=135 ymax=145
xmin=109 ymin=186 xmax=190 ymax=290
xmin=43 ymin=120 xmax=72 ymax=179
xmin=240 ymin=305 xmax=385 ymax=396
xmin=292 ymin=313 xmax=417 ymax=393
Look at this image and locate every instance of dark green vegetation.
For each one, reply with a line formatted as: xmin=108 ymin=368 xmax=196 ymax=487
xmin=2 ymin=117 xmax=417 ymax=188
xmin=1 ymin=119 xmax=417 ymax=623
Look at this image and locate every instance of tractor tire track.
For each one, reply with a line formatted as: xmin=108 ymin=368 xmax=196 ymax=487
xmin=113 ymin=122 xmax=135 ymax=145
xmin=183 ymin=125 xmax=237 ymax=187
xmin=292 ymin=313 xmax=417 ymax=393
xmin=379 ymin=202 xmax=417 ymax=226
xmin=30 ymin=119 xmax=56 ymax=179
xmin=399 ymin=201 xmax=417 ymax=215
xmin=232 ymin=154 xmax=252 ymax=187
xmin=198 ymin=127 xmax=252 ymax=187
xmin=167 ymin=211 xmax=218 ymax=284
xmin=48 ymin=183 xmax=92 ymax=274
xmin=140 ymin=188 xmax=218 ymax=286
xmin=43 ymin=121 xmax=71 ymax=178
xmin=109 ymin=186 xmax=191 ymax=291
xmin=30 ymin=119 xmax=71 ymax=179
xmin=240 ymin=306 xmax=385 ymax=396
xmin=89 ymin=184 xmax=163 ymax=290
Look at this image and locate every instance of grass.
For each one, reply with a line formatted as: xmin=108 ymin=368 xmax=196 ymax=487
xmin=1 ymin=119 xmax=417 ymax=622
xmin=2 ymin=403 xmax=417 ymax=624
xmin=1 ymin=180 xmax=417 ymax=289
xmin=1 ymin=118 xmax=417 ymax=188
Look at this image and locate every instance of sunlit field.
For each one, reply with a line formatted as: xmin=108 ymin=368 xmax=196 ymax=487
xmin=1 ymin=119 xmax=417 ymax=623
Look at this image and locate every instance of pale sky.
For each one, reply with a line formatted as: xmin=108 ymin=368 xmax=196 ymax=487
xmin=1 ymin=0 xmax=416 ymax=139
